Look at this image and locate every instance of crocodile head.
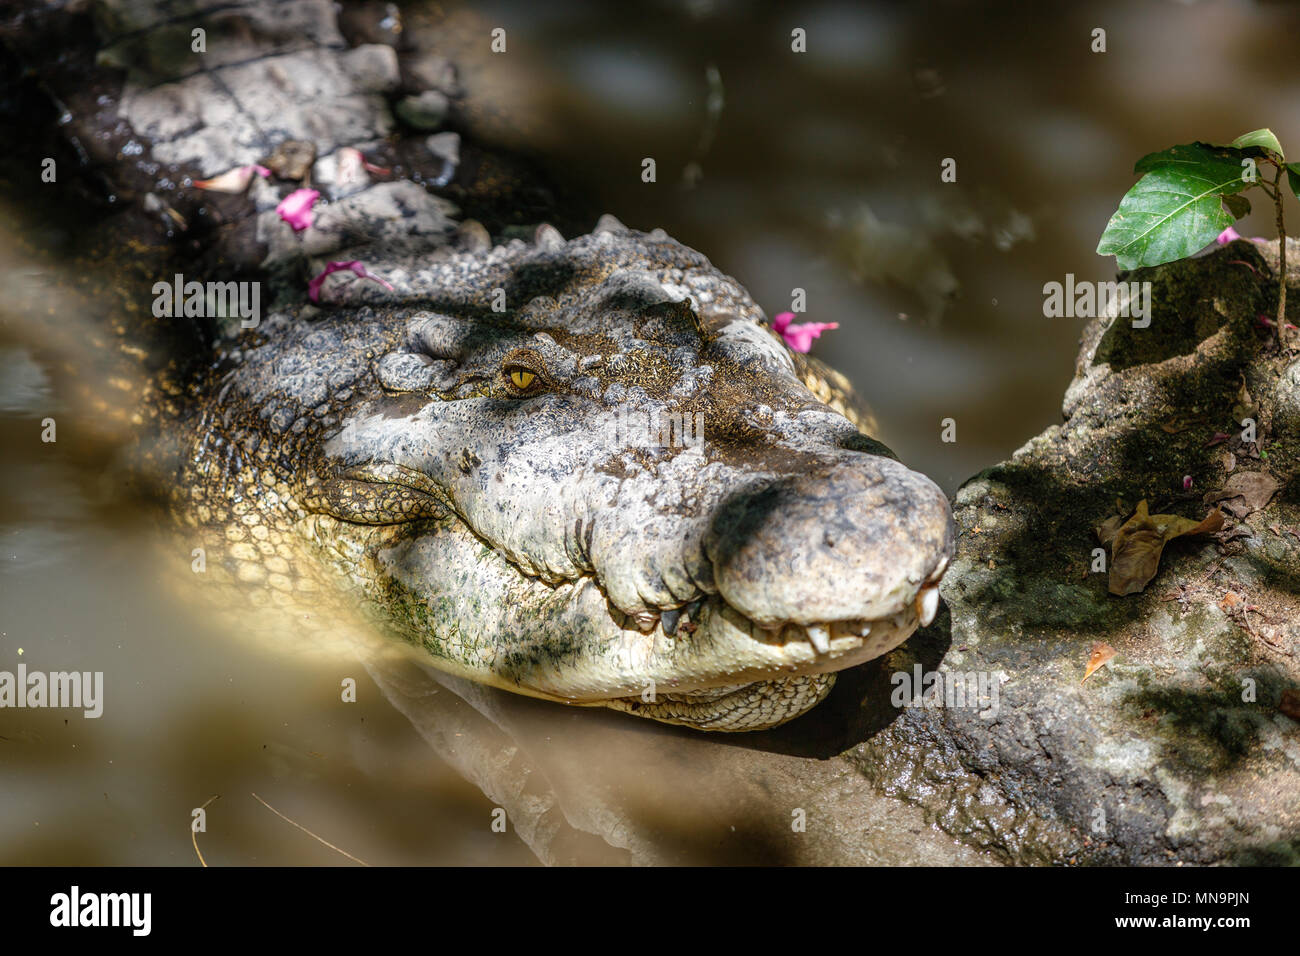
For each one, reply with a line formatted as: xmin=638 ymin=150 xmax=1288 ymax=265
xmin=210 ymin=221 xmax=953 ymax=730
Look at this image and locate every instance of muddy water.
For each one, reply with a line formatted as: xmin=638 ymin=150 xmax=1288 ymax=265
xmin=2 ymin=0 xmax=1299 ymax=864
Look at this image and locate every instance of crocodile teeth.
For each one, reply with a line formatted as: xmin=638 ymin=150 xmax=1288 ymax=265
xmin=632 ymin=610 xmax=658 ymax=632
xmin=661 ymin=607 xmax=682 ymax=636
xmin=927 ymin=554 xmax=949 ymax=584
xmin=917 ymin=586 xmax=940 ymax=627
xmin=680 ymin=600 xmax=701 ymax=633
xmin=807 ymin=625 xmax=831 ymax=655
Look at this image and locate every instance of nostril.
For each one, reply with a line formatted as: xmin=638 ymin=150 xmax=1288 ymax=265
xmin=705 ymin=455 xmax=953 ymax=626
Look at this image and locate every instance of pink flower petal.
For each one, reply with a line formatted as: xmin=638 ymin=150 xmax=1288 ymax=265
xmin=1182 ymin=475 xmax=1194 ymax=491
xmin=1258 ymin=312 xmax=1300 ymax=332
xmin=1216 ymin=226 xmax=1242 ymax=245
xmin=308 ymin=260 xmax=395 ymax=303
xmin=193 ymin=164 xmax=271 ymax=193
xmin=334 ymin=148 xmax=368 ymax=189
xmin=772 ymin=311 xmax=838 ymax=353
xmin=277 ymin=187 xmax=320 ymax=233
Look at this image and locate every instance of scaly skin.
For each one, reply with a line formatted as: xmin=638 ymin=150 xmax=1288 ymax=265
xmin=169 ymin=219 xmax=954 ymax=730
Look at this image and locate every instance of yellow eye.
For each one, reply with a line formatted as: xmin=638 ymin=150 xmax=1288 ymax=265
xmin=509 ymin=369 xmax=536 ymax=390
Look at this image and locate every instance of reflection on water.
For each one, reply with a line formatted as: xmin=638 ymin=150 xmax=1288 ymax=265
xmin=4 ymin=0 xmax=1300 ymax=864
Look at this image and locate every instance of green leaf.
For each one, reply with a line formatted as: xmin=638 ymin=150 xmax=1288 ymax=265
xmin=1223 ymin=194 xmax=1251 ymax=219
xmin=1099 ymin=144 xmax=1251 ymax=269
xmin=1230 ymin=128 xmax=1284 ymax=162
xmin=1288 ymin=163 xmax=1300 ymax=203
xmin=1134 ymin=142 xmax=1244 ymax=174
xmin=1138 ymin=141 xmax=1227 ymax=172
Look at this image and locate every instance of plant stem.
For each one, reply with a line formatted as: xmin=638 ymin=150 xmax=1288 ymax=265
xmin=1273 ymin=164 xmax=1288 ymax=348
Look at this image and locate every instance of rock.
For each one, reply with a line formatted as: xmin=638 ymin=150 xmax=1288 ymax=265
xmin=845 ymin=243 xmax=1300 ymax=864
xmin=94 ymin=0 xmax=345 ymax=82
xmin=395 ymin=90 xmax=450 ymax=130
xmin=1272 ymin=355 xmax=1300 ymax=432
xmin=263 ymin=140 xmax=317 ymax=181
xmin=404 ymin=53 xmax=459 ymax=97
xmin=425 ymin=131 xmax=460 ymax=165
xmin=118 ymin=44 xmax=397 ymax=176
xmin=424 ymin=131 xmax=460 ymax=186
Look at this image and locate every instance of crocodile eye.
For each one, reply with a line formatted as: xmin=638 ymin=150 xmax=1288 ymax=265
xmin=501 ymin=349 xmax=548 ymax=395
xmin=503 ymin=363 xmax=546 ymax=395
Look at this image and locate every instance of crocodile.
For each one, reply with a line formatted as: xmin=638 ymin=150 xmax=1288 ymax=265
xmin=6 ymin=0 xmax=954 ymax=732
xmin=163 ymin=216 xmax=951 ymax=731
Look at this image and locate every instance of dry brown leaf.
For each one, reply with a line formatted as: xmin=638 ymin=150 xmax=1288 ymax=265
xmin=193 ymin=163 xmax=267 ymax=193
xmin=1231 ymin=379 xmax=1257 ymax=425
xmin=1205 ymin=471 xmax=1280 ymax=518
xmin=1219 ymin=591 xmax=1241 ymax=610
xmin=1218 ymin=524 xmax=1254 ymax=544
xmin=1095 ymin=514 xmax=1126 ymax=547
xmin=1082 ymin=642 xmax=1117 ymax=682
xmin=1106 ymin=500 xmax=1225 ymax=596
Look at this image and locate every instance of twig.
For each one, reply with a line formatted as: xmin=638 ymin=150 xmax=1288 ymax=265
xmin=251 ymin=792 xmax=370 ymax=866
xmin=191 ymin=794 xmax=220 ymax=868
xmin=1272 ymin=164 xmax=1288 ymax=347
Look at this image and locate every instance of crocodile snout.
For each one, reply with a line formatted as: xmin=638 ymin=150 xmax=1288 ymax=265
xmin=705 ymin=455 xmax=953 ymax=629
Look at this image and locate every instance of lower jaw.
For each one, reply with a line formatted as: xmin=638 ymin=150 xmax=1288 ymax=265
xmin=593 ymin=613 xmax=921 ymax=731
xmin=603 ymin=672 xmax=840 ymax=732
xmin=517 ymin=597 xmax=922 ymax=704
